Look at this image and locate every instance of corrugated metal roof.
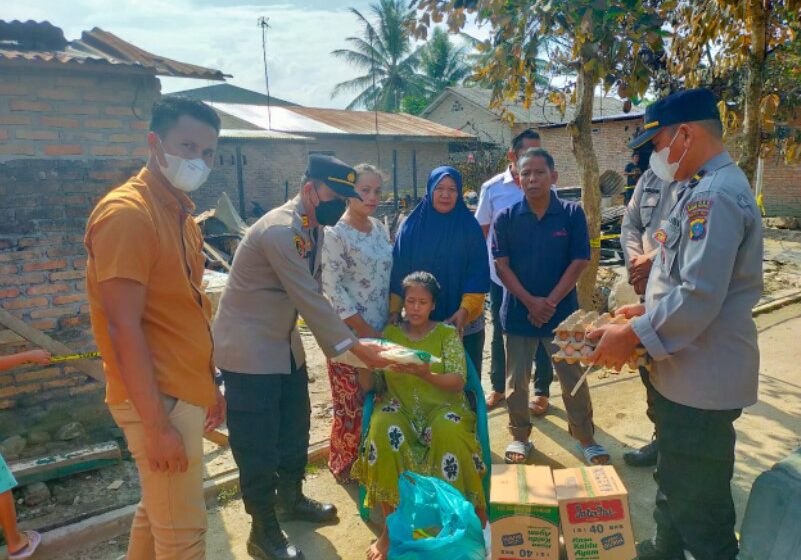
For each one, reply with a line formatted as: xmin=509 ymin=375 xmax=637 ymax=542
xmin=0 ymin=21 xmax=228 ymax=80
xmin=211 ymin=102 xmax=474 ymax=140
xmin=219 ymin=129 xmax=312 ymax=141
xmin=423 ymin=87 xmax=627 ymax=126
xmin=167 ymin=84 xmax=297 ymax=107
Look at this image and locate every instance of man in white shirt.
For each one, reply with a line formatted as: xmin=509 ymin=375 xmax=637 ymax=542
xmin=476 ymin=129 xmax=554 ymax=414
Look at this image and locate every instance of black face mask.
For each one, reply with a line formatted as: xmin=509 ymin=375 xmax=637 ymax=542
xmin=315 ymin=197 xmax=346 ymax=226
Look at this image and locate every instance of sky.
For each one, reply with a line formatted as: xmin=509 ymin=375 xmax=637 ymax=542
xmin=3 ymin=0 xmax=487 ymax=109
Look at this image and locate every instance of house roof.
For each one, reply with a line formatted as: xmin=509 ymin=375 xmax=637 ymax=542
xmin=0 ymin=20 xmax=228 ymax=80
xmin=210 ymin=102 xmax=474 ymax=140
xmin=219 ymin=129 xmax=311 ymax=142
xmin=167 ymin=84 xmax=296 ymax=107
xmin=422 ymin=86 xmax=628 ymax=126
xmin=537 ymin=110 xmax=644 ymax=128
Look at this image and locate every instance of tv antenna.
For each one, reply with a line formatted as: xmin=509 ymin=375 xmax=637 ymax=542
xmin=258 ymin=16 xmax=273 ymax=130
xmin=368 ymin=25 xmax=380 ymax=166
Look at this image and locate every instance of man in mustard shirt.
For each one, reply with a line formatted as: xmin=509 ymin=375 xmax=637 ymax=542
xmin=85 ymin=97 xmax=225 ymax=560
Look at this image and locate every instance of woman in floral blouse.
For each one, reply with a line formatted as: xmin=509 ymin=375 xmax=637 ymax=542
xmin=321 ymin=164 xmax=393 ymax=482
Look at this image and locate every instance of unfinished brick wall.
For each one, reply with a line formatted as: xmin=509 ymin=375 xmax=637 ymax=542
xmin=197 ymin=137 xmax=310 ymax=215
xmin=0 ymin=158 xmax=144 ymax=411
xmin=0 ymin=66 xmax=158 ymax=162
xmin=536 ymin=119 xmax=641 ymax=187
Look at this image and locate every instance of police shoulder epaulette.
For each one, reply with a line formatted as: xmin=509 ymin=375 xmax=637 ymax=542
xmin=688 ymin=169 xmax=707 ymax=188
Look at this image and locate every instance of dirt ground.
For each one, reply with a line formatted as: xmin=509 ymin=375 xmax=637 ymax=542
xmin=61 ymin=301 xmax=801 ymax=560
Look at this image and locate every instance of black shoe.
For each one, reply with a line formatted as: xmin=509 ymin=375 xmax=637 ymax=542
xmin=636 ymin=538 xmax=683 ymax=560
xmin=624 ymin=438 xmax=658 ymax=467
xmin=277 ymin=483 xmax=338 ymax=523
xmin=247 ymin=518 xmax=304 ymax=560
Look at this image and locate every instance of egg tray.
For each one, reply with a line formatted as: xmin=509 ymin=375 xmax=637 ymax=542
xmin=551 ymin=310 xmax=650 ymax=370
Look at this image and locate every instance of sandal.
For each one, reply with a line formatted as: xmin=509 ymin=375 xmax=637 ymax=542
xmin=528 ymin=396 xmax=549 ymax=416
xmin=504 ymin=440 xmax=533 ymax=464
xmin=577 ymin=443 xmax=610 ymax=466
xmin=486 ymin=391 xmax=505 ymax=409
xmin=9 ymin=530 xmax=42 ymax=560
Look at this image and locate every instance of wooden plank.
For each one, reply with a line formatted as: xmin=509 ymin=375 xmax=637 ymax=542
xmin=0 ymin=329 xmax=25 ymax=345
xmin=203 ymin=241 xmax=232 ymax=272
xmin=203 ymin=428 xmax=229 ymax=447
xmin=0 ymin=307 xmax=104 ymax=382
xmin=9 ymin=441 xmax=121 ymax=486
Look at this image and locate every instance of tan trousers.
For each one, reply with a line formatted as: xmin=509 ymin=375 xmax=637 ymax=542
xmin=109 ymin=399 xmax=207 ymax=560
xmin=505 ymin=335 xmax=594 ymax=441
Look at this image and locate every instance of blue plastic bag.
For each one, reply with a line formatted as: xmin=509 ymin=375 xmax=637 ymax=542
xmin=387 ymin=472 xmax=485 ymax=560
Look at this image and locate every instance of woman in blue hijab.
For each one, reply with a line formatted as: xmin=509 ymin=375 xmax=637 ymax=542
xmin=390 ymin=166 xmax=490 ymax=374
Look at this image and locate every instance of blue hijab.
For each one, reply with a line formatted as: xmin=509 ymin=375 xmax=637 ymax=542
xmin=390 ymin=166 xmax=490 ymax=322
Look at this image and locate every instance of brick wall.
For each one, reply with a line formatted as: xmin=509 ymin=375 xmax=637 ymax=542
xmin=0 ymin=158 xmax=144 ymax=413
xmin=306 ymin=138 xmax=451 ymax=199
xmin=195 ymin=137 xmax=310 ymax=215
xmin=197 ymin=137 xmax=453 ymax=215
xmin=535 ymin=119 xmax=641 ymax=187
xmin=0 ymin=66 xmax=158 ymax=162
xmin=534 ymin=118 xmax=801 ymax=218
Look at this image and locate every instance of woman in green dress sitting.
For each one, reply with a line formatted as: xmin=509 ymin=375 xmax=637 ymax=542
xmin=352 ymin=271 xmax=487 ymax=560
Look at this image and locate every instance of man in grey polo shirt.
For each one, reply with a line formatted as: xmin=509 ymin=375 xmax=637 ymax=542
xmin=619 ymin=169 xmax=675 ymax=467
xmin=589 ymin=89 xmax=762 ymax=560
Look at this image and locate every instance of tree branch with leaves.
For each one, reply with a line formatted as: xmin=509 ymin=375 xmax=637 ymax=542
xmin=411 ymin=0 xmax=668 ymax=307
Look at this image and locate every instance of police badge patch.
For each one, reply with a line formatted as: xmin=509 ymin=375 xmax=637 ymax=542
xmin=685 ymin=199 xmax=712 ymax=242
xmin=689 ymin=218 xmax=707 ymax=241
xmin=293 ymin=235 xmax=307 ymax=257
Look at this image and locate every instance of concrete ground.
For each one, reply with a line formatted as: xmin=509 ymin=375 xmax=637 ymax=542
xmin=68 ymin=303 xmax=801 ymax=560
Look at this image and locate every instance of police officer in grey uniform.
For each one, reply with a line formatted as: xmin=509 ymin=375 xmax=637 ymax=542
xmin=619 ymin=169 xmax=675 ymax=467
xmin=213 ymin=155 xmax=389 ymax=560
xmin=589 ymin=89 xmax=763 ymax=560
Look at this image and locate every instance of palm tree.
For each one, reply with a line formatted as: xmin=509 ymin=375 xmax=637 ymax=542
xmin=419 ymin=28 xmax=471 ymax=95
xmin=331 ymin=0 xmax=425 ymax=111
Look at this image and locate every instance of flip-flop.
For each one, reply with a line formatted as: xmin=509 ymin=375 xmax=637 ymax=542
xmin=504 ymin=440 xmax=533 ymax=464
xmin=9 ymin=530 xmax=42 ymax=560
xmin=577 ymin=443 xmax=610 ymax=466
xmin=528 ymin=396 xmax=549 ymax=416
xmin=486 ymin=391 xmax=505 ymax=409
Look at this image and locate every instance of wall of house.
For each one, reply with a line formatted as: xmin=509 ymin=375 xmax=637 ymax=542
xmin=535 ymin=118 xmax=801 ymax=218
xmin=0 ymin=66 xmax=158 ymax=162
xmin=536 ymin=119 xmax=640 ymax=187
xmin=0 ymin=159 xmax=143 ymax=417
xmin=305 ymin=137 xmax=452 ymax=200
xmin=0 ymin=65 xmax=160 ymax=431
xmin=424 ymin=96 xmax=514 ymax=146
xmin=196 ymin=138 xmax=310 ymax=215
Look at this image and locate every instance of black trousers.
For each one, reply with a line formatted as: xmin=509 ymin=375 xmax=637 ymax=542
xmin=645 ymin=376 xmax=741 ymax=560
xmin=489 ymin=281 xmax=554 ymax=395
xmin=222 ymin=363 xmax=311 ymax=518
xmin=639 ymin=366 xmax=657 ymax=427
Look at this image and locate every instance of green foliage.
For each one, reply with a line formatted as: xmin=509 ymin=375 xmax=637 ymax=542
xmin=411 ymin=1 xmax=668 ymax=122
xmin=419 ymin=27 xmax=471 ymax=95
xmin=332 ymin=2 xmax=473 ymax=112
xmin=667 ymin=0 xmax=801 ymax=165
xmin=331 ymin=0 xmax=426 ymax=111
xmin=401 ymin=94 xmax=430 ymax=115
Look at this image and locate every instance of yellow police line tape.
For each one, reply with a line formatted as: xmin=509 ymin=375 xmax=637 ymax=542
xmin=49 ymin=351 xmax=101 ymax=363
xmin=589 ymin=233 xmax=622 ymax=248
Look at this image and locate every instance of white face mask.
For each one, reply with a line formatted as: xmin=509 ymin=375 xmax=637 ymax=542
xmin=649 ymin=128 xmax=687 ymax=183
xmin=157 ymin=140 xmax=210 ymax=192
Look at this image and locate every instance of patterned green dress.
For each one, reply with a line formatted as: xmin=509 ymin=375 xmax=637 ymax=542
xmin=352 ymin=322 xmax=487 ymax=509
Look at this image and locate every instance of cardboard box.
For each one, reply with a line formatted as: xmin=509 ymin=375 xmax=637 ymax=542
xmin=553 ymin=466 xmax=636 ymax=560
xmin=489 ymin=465 xmax=560 ymax=560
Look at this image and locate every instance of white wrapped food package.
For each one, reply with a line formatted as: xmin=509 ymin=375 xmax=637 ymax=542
xmin=333 ymin=338 xmax=442 ymax=369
